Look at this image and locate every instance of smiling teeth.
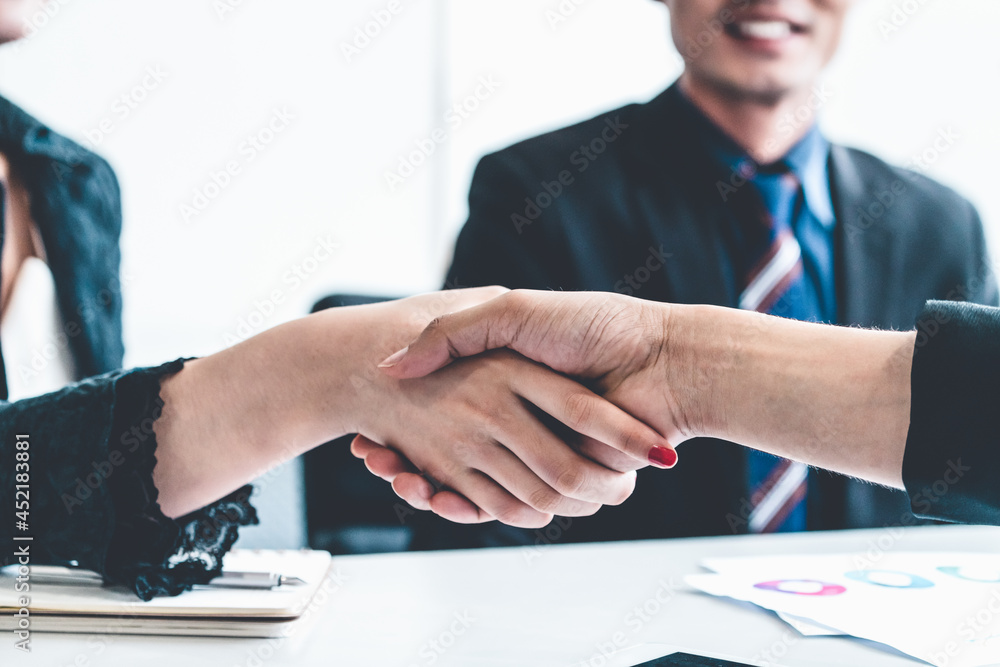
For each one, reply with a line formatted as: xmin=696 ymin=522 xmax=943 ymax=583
xmin=738 ymin=21 xmax=793 ymax=40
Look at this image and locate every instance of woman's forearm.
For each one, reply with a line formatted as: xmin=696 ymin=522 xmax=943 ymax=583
xmin=670 ymin=304 xmax=915 ymax=488
xmin=152 ymin=309 xmax=364 ymax=518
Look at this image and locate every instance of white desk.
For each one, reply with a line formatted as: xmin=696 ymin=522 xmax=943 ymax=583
xmin=8 ymin=524 xmax=1000 ymax=667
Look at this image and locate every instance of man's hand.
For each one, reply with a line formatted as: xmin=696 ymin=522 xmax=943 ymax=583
xmin=340 ymin=289 xmax=678 ymax=529
xmin=354 ymin=290 xmax=693 ymax=522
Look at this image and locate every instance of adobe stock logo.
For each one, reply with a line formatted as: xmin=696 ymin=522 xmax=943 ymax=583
xmin=614 ymin=245 xmax=673 ymax=296
xmin=179 ymin=107 xmax=295 ymax=224
xmin=545 ymin=0 xmax=590 ymax=30
xmin=224 ymin=234 xmax=341 ymax=345
xmin=877 ymin=0 xmax=933 ymax=40
xmin=16 ymin=0 xmax=72 ymax=43
xmin=511 ymin=116 xmax=628 ymax=235
xmin=213 ymin=0 xmax=249 ymax=20
xmin=340 ymin=1 xmax=404 ymax=63
xmin=81 ymin=66 xmax=169 ymax=149
xmin=384 ymin=76 xmax=502 ymax=192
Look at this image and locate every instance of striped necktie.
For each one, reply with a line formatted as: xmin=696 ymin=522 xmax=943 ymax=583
xmin=740 ymin=162 xmax=821 ymax=533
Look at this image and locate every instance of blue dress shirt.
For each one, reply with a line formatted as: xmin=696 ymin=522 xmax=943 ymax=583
xmin=675 ymin=92 xmax=838 ymax=323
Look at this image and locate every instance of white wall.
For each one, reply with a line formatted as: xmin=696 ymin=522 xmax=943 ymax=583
xmin=822 ymin=0 xmax=1000 ymax=245
xmin=0 ymin=0 xmax=444 ymax=367
xmin=0 ymin=0 xmax=995 ymax=367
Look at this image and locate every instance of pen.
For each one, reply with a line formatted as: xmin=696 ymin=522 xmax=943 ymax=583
xmin=205 ymin=572 xmax=307 ymax=589
xmin=6 ymin=567 xmax=306 ymax=589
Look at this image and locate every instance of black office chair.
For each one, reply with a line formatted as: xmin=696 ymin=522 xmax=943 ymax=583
xmin=305 ymin=294 xmax=412 ymax=555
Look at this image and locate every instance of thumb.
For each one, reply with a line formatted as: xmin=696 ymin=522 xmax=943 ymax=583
xmin=378 ymin=293 xmax=522 ymax=379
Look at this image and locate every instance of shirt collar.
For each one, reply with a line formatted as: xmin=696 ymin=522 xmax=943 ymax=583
xmin=674 ymin=87 xmax=836 ymax=230
xmin=782 ymin=125 xmax=835 ymax=229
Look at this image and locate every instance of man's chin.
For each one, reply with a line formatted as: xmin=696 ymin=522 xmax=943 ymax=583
xmin=694 ymin=68 xmax=807 ymax=106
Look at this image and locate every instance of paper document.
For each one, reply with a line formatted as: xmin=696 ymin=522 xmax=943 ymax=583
xmin=687 ymin=552 xmax=1000 ymax=667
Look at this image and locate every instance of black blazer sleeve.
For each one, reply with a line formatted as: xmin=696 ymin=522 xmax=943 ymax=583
xmin=903 ymin=300 xmax=1000 ymax=525
xmin=0 ymin=361 xmax=257 ymax=599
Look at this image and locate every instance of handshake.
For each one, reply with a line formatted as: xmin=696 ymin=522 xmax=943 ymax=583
xmin=345 ymin=288 xmax=915 ymax=528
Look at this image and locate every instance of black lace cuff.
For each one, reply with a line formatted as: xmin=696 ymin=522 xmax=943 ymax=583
xmin=101 ymin=360 xmax=259 ymax=600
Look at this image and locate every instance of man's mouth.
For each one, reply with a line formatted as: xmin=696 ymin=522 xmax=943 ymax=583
xmin=726 ymin=19 xmax=809 ymax=42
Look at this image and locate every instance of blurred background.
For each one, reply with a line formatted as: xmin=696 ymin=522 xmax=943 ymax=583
xmin=2 ymin=0 xmax=997 ymax=548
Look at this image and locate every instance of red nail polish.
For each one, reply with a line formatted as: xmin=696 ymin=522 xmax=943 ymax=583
xmin=648 ymin=446 xmax=678 ymax=469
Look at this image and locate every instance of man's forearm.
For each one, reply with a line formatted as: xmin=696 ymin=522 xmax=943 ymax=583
xmin=668 ymin=304 xmax=915 ymax=488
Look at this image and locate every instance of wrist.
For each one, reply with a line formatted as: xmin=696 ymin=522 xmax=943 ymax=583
xmin=152 ymin=316 xmax=357 ymax=518
xmin=657 ymin=303 xmax=738 ymax=441
xmin=285 ymin=308 xmax=384 ymax=440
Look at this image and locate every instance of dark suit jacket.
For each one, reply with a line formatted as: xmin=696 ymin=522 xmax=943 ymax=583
xmin=431 ymin=84 xmax=999 ymax=547
xmin=905 ymin=300 xmax=1000 ymax=526
xmin=0 ymin=94 xmax=124 ymax=380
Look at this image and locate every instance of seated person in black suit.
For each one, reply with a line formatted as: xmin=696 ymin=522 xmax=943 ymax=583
xmin=421 ymin=0 xmax=999 ymax=547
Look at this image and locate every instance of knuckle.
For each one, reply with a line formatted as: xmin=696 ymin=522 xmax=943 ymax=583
xmin=526 ymin=513 xmax=555 ymax=529
xmin=554 ymin=467 xmax=590 ymax=498
xmin=424 ymin=459 xmax=459 ymax=485
xmin=472 ymin=415 xmax=501 ymax=442
xmin=612 ymin=476 xmax=636 ymax=506
xmin=528 ymin=486 xmax=565 ymax=514
xmin=470 ymin=428 xmax=494 ymax=448
xmin=616 ymin=426 xmax=641 ymax=456
xmin=503 ymin=289 xmax=532 ymax=312
xmin=563 ymin=501 xmax=600 ymax=518
xmin=450 ymin=438 xmax=478 ymax=461
xmin=493 ymin=502 xmax=531 ymax=526
xmin=423 ymin=316 xmax=446 ymax=334
xmin=563 ymin=392 xmax=596 ymax=430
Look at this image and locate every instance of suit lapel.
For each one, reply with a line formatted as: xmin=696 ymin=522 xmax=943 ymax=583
xmin=830 ymin=145 xmax=897 ymax=327
xmin=822 ymin=146 xmax=908 ymax=529
xmin=626 ymin=87 xmax=905 ymax=324
xmin=624 ymin=85 xmax=737 ymax=308
xmin=653 ymin=193 xmax=738 ymax=307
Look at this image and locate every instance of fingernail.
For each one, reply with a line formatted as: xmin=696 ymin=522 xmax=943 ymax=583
xmin=378 ymin=346 xmax=408 ymax=368
xmin=648 ymin=446 xmax=678 ymax=469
